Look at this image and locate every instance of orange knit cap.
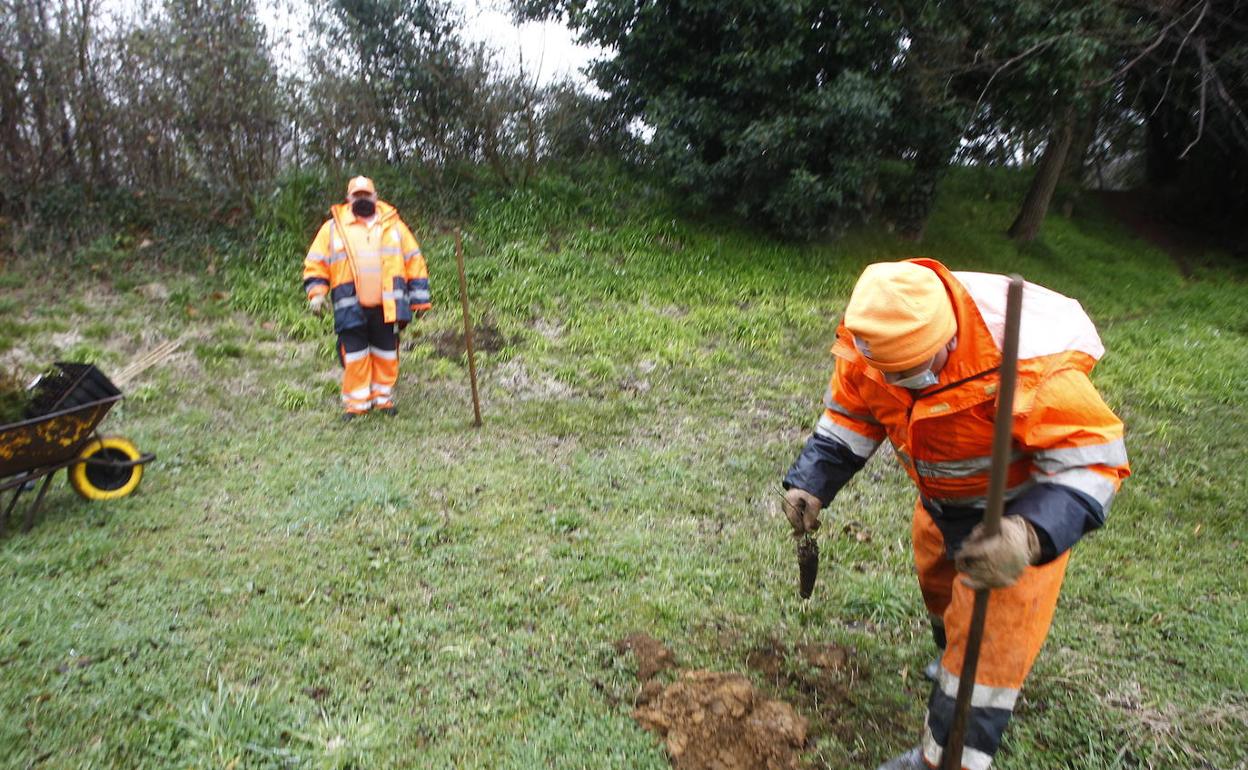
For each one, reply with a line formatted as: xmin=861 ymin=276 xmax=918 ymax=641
xmin=844 ymin=261 xmax=956 ymax=372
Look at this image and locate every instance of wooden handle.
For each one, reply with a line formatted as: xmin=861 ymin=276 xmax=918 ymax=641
xmin=455 ymin=229 xmax=483 ymax=428
xmin=941 ymin=275 xmax=1024 ymax=770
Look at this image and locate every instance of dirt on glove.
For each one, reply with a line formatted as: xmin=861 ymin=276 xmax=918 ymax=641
xmin=633 ymin=669 xmax=809 ymax=770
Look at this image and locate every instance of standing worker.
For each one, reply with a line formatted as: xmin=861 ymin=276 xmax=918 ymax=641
xmin=781 ymin=259 xmax=1129 ymax=769
xmin=303 ymin=177 xmax=432 ymax=420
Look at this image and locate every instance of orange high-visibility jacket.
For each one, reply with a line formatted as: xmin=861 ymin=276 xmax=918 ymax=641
xmin=302 ymin=201 xmax=431 ymax=332
xmin=785 ymin=258 xmax=1130 ymax=560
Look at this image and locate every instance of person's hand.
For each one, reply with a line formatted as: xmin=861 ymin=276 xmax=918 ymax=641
xmin=782 ymin=488 xmax=823 ymax=537
xmin=955 ymin=516 xmax=1041 ymax=589
xmin=309 ymin=294 xmax=326 ymax=316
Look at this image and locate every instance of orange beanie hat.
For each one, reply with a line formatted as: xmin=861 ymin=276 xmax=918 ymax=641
xmin=844 ymin=261 xmax=956 ymax=372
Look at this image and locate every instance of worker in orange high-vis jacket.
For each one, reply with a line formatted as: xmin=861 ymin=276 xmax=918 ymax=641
xmin=303 ymin=176 xmax=431 ymax=420
xmin=781 ymin=259 xmax=1129 ymax=770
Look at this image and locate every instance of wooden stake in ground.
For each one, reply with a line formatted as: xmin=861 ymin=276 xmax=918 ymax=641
xmin=454 ymin=228 xmax=483 ymax=428
xmin=940 ymin=275 xmax=1025 ymax=770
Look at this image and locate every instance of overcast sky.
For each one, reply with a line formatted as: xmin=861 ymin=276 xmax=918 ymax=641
xmin=457 ymin=0 xmax=603 ymax=87
xmin=245 ymin=0 xmax=602 ymax=88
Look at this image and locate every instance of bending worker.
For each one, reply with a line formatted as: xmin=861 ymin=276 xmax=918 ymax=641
xmin=303 ymin=176 xmax=431 ymax=420
xmin=781 ymin=259 xmax=1129 ymax=770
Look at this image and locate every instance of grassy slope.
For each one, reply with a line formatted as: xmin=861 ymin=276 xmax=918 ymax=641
xmin=0 ymin=168 xmax=1245 ymax=769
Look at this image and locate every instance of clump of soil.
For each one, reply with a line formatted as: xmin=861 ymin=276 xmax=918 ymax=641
xmin=616 ymin=633 xmax=676 ymax=682
xmin=427 ymin=322 xmax=506 ymax=358
xmin=633 ymin=670 xmax=809 ymax=770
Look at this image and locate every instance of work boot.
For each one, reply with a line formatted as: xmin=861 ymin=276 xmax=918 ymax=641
xmin=875 ymin=747 xmax=928 ymax=770
xmin=376 ymin=405 xmax=398 ymax=417
xmin=341 ymin=412 xmax=363 ymax=423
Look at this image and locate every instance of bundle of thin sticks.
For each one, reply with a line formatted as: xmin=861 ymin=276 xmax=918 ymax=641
xmin=113 ymin=337 xmax=184 ymax=388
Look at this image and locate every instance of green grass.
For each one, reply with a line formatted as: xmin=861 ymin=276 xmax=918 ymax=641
xmin=0 ymin=167 xmax=1245 ymax=769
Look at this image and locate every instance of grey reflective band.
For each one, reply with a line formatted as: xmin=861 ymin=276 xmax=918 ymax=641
xmin=815 ymin=413 xmax=881 ymax=459
xmin=334 ymin=296 xmax=360 ymax=310
xmin=307 ymin=251 xmax=329 ymax=263
xmin=915 ymin=450 xmax=1028 ymax=479
xmin=931 ymin=479 xmax=1035 ymax=508
xmin=1038 ymin=467 xmax=1117 ymax=508
xmin=1032 ymin=439 xmax=1128 ymax=474
xmin=342 ymin=349 xmax=369 ymax=363
xmin=356 ymin=264 xmax=382 ymax=275
xmin=353 ymin=248 xmax=397 ymax=259
xmin=823 ymin=386 xmax=882 ymax=425
xmin=923 ymin=722 xmax=993 ymax=770
xmin=936 ymin=665 xmax=1019 ymax=711
xmin=404 ymin=249 xmax=423 ymax=260
xmin=890 ymin=442 xmax=914 ymax=469
xmin=410 ymin=289 xmax=431 ymax=303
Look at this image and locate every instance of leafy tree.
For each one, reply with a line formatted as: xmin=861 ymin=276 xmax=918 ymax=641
xmin=517 ymin=0 xmax=906 ymax=237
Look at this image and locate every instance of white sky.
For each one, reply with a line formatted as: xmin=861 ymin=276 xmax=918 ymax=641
xmin=249 ymin=0 xmax=602 ymax=88
xmin=457 ymin=0 xmax=603 ymax=87
xmin=101 ymin=0 xmax=602 ymax=88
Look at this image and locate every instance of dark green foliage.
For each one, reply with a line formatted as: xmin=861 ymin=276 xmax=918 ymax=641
xmin=520 ymin=1 xmax=905 ymax=237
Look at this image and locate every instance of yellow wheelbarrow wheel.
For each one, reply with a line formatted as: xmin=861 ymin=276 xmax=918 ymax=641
xmin=69 ymin=436 xmax=144 ymax=501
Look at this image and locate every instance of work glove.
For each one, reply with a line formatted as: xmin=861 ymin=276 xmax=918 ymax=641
xmin=309 ymin=294 xmax=326 ymax=316
xmin=955 ymin=516 xmax=1041 ymax=590
xmin=782 ymin=488 xmax=823 ymax=537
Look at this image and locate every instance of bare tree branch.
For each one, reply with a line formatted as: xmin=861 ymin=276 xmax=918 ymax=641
xmin=1088 ymin=0 xmax=1205 ymax=89
xmin=1180 ymin=38 xmax=1209 ymax=158
xmin=1150 ymin=0 xmax=1210 ymax=117
xmin=959 ymin=33 xmax=1070 ymax=137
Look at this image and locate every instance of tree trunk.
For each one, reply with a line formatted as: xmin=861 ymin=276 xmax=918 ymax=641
xmin=1008 ymin=106 xmax=1076 ymax=243
xmin=1058 ymin=105 xmax=1099 ymax=217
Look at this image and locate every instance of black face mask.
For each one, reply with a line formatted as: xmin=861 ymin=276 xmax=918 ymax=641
xmin=351 ymin=198 xmax=376 ymax=218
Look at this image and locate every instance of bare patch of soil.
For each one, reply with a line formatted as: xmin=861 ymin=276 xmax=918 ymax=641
xmin=633 ymin=670 xmax=808 ymax=770
xmin=491 ymin=357 xmax=575 ymax=400
xmin=616 ymin=633 xmax=676 ymax=682
xmin=427 ymin=322 xmax=506 ymax=358
xmin=615 ymin=633 xmax=824 ymax=770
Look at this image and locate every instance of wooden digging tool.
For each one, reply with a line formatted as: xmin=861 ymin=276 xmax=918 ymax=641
xmin=454 ymin=228 xmax=483 ymax=428
xmin=941 ymin=275 xmax=1024 ymax=770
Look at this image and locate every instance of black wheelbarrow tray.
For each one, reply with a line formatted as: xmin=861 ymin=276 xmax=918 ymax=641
xmin=0 ymin=363 xmax=154 ymax=534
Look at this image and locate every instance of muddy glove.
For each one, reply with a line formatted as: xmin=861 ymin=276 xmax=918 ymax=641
xmin=955 ymin=516 xmax=1041 ymax=590
xmin=309 ymin=294 xmax=326 ymax=316
xmin=782 ymin=488 xmax=823 ymax=537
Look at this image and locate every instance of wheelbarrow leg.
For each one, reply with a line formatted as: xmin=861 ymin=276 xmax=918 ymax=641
xmin=0 ymin=484 xmax=22 ymax=537
xmin=22 ymin=474 xmax=55 ymax=533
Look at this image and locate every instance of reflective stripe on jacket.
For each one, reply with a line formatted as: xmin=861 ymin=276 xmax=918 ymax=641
xmin=785 ymin=258 xmax=1130 ymax=560
xmin=302 ymin=200 xmax=431 ymax=333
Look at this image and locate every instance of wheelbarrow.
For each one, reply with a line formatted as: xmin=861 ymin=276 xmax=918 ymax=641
xmin=0 ymin=363 xmax=154 ymax=534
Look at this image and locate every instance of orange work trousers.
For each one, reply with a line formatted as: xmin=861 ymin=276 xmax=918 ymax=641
xmin=338 ymin=306 xmax=399 ymax=414
xmin=912 ymin=498 xmax=1070 ymax=770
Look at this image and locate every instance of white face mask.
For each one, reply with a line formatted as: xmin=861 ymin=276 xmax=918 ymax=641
xmin=890 ymin=367 xmax=939 ymax=389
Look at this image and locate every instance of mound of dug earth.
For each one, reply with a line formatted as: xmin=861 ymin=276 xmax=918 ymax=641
xmin=633 ymin=669 xmax=808 ymax=770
